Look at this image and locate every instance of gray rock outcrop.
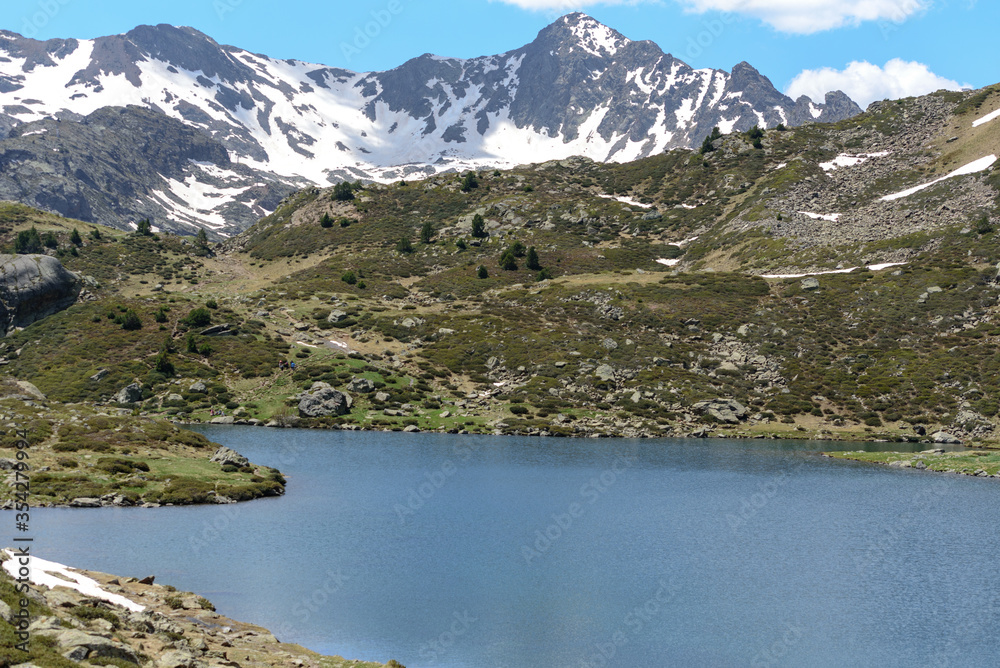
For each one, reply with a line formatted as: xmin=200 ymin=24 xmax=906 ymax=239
xmin=210 ymin=446 xmax=250 ymax=469
xmin=346 ymin=377 xmax=375 ymax=393
xmin=694 ymin=399 xmax=749 ymax=424
xmin=298 ymin=382 xmax=352 ymax=417
xmin=114 ymin=383 xmax=143 ymax=404
xmin=0 ymin=254 xmax=80 ymax=334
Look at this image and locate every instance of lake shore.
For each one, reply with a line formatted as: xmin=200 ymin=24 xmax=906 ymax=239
xmin=0 ymin=550 xmax=396 ymax=668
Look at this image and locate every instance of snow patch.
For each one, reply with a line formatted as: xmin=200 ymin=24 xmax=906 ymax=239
xmin=656 ymin=258 xmax=681 ymax=267
xmin=3 ymin=550 xmax=145 ymax=612
xmin=799 ymin=211 xmax=841 ymax=222
xmin=598 ymin=194 xmax=652 ymax=209
xmin=881 ymin=155 xmax=997 ymax=201
xmin=972 ymin=108 xmax=1000 ymax=128
xmin=762 ymin=262 xmax=907 ymax=279
xmin=819 ymin=151 xmax=890 ymax=172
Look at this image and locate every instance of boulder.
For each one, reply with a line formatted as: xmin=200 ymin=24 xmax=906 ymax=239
xmin=327 ymin=309 xmax=349 ymax=323
xmin=595 ymin=365 xmax=615 ymax=382
xmin=374 ymin=391 xmax=391 ymax=403
xmin=801 ymin=277 xmax=820 ymax=291
xmin=210 ymin=446 xmax=250 ymax=469
xmin=346 ymin=377 xmax=376 ymax=394
xmin=694 ymin=399 xmax=749 ymax=424
xmin=209 ymin=416 xmax=235 ymax=425
xmin=0 ymin=254 xmax=81 ymax=335
xmin=298 ymin=382 xmax=352 ymax=418
xmin=200 ymin=324 xmax=232 ymax=337
xmin=188 ymin=381 xmax=207 ymax=393
xmin=69 ymin=498 xmax=102 ymax=508
xmin=931 ymin=431 xmax=962 ymax=445
xmin=89 ymin=369 xmax=109 ymax=382
xmin=114 ymin=383 xmax=142 ymax=404
xmin=54 ymin=629 xmax=140 ymax=663
xmin=0 ymin=379 xmax=47 ymax=401
xmin=156 ymin=649 xmax=200 ymax=668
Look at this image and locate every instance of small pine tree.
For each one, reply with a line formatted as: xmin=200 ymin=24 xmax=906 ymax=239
xmin=456 ymin=238 xmax=467 ymax=250
xmin=341 ymin=271 xmax=358 ymax=285
xmin=182 ymin=307 xmax=212 ymax=327
xmin=41 ymin=231 xmax=58 ymax=249
xmin=196 ymin=228 xmax=209 ymax=247
xmin=320 ymin=213 xmax=334 ymax=228
xmin=89 ymin=228 xmax=102 ymax=241
xmin=396 ymin=237 xmax=413 ymax=254
xmin=420 ymin=221 xmax=434 ymax=244
xmin=775 ymin=123 xmax=787 ymax=132
xmin=154 ymin=351 xmax=175 ymax=376
xmin=526 ymin=246 xmax=541 ymax=271
xmin=136 ymin=219 xmax=153 ymax=236
xmin=333 ymin=182 xmax=355 ymax=202
xmin=537 ymin=267 xmax=554 ymax=281
xmin=461 ymin=172 xmax=479 ymax=192
xmin=14 ymin=227 xmax=42 ymax=254
xmin=121 ymin=309 xmax=142 ymax=331
xmin=199 ymin=343 xmax=213 ymax=358
xmin=471 ymin=214 xmax=487 ymax=239
xmin=499 ymin=249 xmax=518 ymax=271
xmin=477 ymin=265 xmax=489 ymax=279
xmin=509 ymin=241 xmax=526 ymax=258
xmin=69 ymin=228 xmax=82 ymax=246
xmin=700 ymin=126 xmax=723 ymax=154
xmin=154 ymin=308 xmax=168 ymax=323
xmin=186 ymin=333 xmax=198 ymax=354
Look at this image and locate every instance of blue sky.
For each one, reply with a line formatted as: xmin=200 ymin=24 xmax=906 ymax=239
xmin=4 ymin=0 xmax=996 ymax=107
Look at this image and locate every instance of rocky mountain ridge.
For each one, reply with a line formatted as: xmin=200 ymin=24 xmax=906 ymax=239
xmin=0 ymin=13 xmax=860 ymax=236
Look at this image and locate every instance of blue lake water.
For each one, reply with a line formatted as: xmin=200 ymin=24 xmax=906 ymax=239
xmin=33 ymin=428 xmax=1000 ymax=667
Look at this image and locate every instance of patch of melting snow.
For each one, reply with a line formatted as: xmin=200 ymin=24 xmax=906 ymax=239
xmin=819 ymin=152 xmax=890 ymax=172
xmin=657 ymin=258 xmax=681 ymax=267
xmin=2 ymin=550 xmax=145 ymax=612
xmin=973 ymin=109 xmax=1000 ymax=128
xmin=598 ymin=194 xmax=652 ymax=209
xmin=881 ymin=155 xmax=997 ymax=201
xmin=668 ymin=235 xmax=700 ymax=248
xmin=328 ymin=340 xmax=349 ymax=350
xmin=799 ymin=211 xmax=841 ymax=222
xmin=296 ymin=341 xmax=320 ymax=349
xmin=762 ymin=262 xmax=908 ymax=279
xmin=679 ymin=204 xmax=697 ymax=210
xmin=773 ymin=163 xmax=787 ymax=170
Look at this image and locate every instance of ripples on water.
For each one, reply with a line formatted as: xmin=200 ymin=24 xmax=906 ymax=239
xmin=34 ymin=428 xmax=1000 ymax=667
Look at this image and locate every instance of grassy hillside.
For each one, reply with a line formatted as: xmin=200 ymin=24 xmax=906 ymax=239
xmin=3 ymin=85 xmax=1000 ymax=447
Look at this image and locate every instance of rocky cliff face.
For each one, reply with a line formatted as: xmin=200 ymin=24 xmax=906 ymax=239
xmin=0 ymin=253 xmax=80 ymax=333
xmin=0 ymin=106 xmax=296 ymax=237
xmin=0 ymin=14 xmax=860 ymax=234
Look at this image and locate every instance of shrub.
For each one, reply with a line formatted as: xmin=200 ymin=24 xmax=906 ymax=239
xmin=154 ymin=351 xmax=175 ymax=376
xmin=320 ymin=213 xmax=334 ymax=228
xmin=396 ymin=237 xmax=413 ymax=254
xmin=333 ymin=182 xmax=355 ymax=201
xmin=510 ymin=405 xmax=530 ymax=415
xmin=477 ymin=265 xmax=489 ymax=279
xmin=342 ymin=271 xmax=358 ymax=285
xmin=42 ymin=231 xmax=58 ymax=248
xmin=499 ymin=250 xmax=518 ymax=271
xmin=182 ymin=307 xmax=212 ymax=327
xmin=70 ymin=228 xmax=83 ymax=245
xmin=120 ymin=309 xmax=142 ymax=331
xmin=460 ymin=172 xmax=479 ymax=192
xmin=420 ymin=221 xmax=434 ymax=244
xmin=471 ymin=214 xmax=487 ymax=238
xmin=206 ymin=299 xmax=218 ymax=310
xmin=14 ymin=227 xmax=42 ymax=253
xmin=526 ymin=246 xmax=541 ymax=271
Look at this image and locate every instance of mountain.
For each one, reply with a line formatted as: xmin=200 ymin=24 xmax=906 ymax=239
xmin=2 ymin=84 xmax=1000 ymax=448
xmin=0 ymin=14 xmax=860 ymax=236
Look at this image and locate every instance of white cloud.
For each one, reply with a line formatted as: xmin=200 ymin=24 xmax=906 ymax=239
xmin=498 ymin=1 xmax=926 ymax=33
xmin=677 ymin=0 xmax=928 ymax=33
xmin=493 ymin=0 xmax=639 ymax=9
xmin=786 ymin=59 xmax=971 ymax=109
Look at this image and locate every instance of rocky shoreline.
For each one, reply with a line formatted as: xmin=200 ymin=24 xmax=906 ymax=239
xmin=0 ymin=551 xmax=395 ymax=667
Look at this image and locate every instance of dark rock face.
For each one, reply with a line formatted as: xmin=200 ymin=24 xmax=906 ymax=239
xmin=0 ymin=107 xmax=295 ymax=236
xmin=0 ymin=253 xmax=79 ymax=333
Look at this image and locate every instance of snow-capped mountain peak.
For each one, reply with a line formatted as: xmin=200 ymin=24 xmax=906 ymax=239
xmin=0 ymin=14 xmax=861 ymax=236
